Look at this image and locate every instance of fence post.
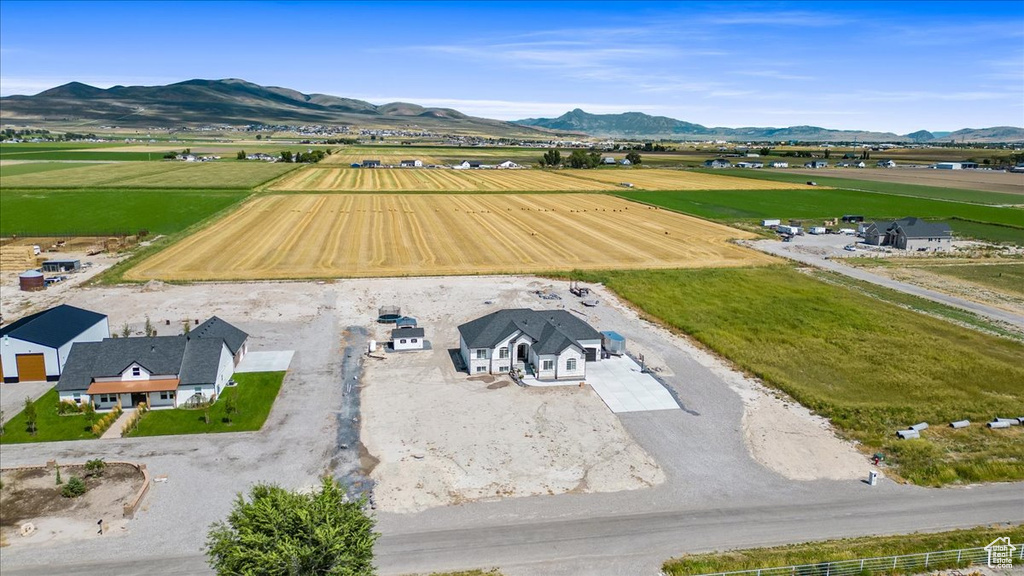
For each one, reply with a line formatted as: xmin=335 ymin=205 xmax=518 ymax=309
xmin=826 ymin=562 xmax=830 ymax=576
xmin=957 ymin=549 xmax=961 ymax=564
xmin=925 ymin=553 xmax=929 ymax=568
xmin=860 ymin=559 xmax=864 ymax=571
xmin=893 ymin=556 xmax=897 ymax=570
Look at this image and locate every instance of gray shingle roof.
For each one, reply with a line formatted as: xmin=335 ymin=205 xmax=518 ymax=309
xmin=458 ymin=309 xmax=600 ymax=355
xmin=892 ymin=217 xmax=952 ymax=239
xmin=193 ymin=316 xmax=248 ymax=355
xmin=179 ymin=337 xmax=228 ymax=386
xmin=0 ymin=304 xmax=106 ymax=349
xmin=392 ymin=327 xmax=424 ymax=339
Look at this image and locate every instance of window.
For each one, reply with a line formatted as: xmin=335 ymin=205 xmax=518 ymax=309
xmin=131 ymin=366 xmax=141 ymax=377
xmin=475 ymin=366 xmax=486 ymax=373
xmin=72 ymin=393 xmax=81 ymax=402
xmin=400 ymin=339 xmax=407 ymax=344
xmin=160 ymin=391 xmax=175 ymax=400
xmin=194 ymin=386 xmax=202 ymax=393
xmin=542 ymin=360 xmax=554 ymax=371
xmin=411 ymin=339 xmax=418 ymax=343
xmin=498 ymin=347 xmax=508 ymax=359
xmin=475 ymin=349 xmax=487 ymax=359
xmin=99 ymin=394 xmax=116 ymax=403
xmin=566 ymin=358 xmax=577 ymax=371
xmin=498 ymin=365 xmax=508 ymax=372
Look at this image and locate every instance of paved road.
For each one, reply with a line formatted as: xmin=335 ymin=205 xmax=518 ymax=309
xmin=5 ymin=483 xmax=1022 ymax=576
xmin=751 ymin=240 xmax=1024 ymax=329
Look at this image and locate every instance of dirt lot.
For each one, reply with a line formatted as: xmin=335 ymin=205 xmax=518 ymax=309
xmin=126 ymin=194 xmax=774 ymax=281
xmin=787 ymin=167 xmax=1024 ymax=195
xmin=1 ymin=463 xmax=144 ymax=547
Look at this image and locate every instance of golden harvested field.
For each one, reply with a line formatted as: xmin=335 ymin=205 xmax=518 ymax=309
xmin=269 ymin=167 xmax=617 ymax=192
xmin=269 ymin=167 xmax=803 ymax=192
xmin=127 ymin=194 xmax=773 ymax=281
xmin=0 ymin=161 xmax=298 ymax=189
xmin=560 ymin=169 xmax=810 ymax=190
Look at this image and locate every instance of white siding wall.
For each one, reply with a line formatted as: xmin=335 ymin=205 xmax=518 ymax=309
xmin=393 ymin=336 xmax=424 ymax=351
xmin=213 ymin=343 xmax=235 ymax=397
xmin=536 ymin=354 xmax=558 ymax=379
xmin=1 ymin=339 xmax=59 ymax=381
xmin=120 ymin=363 xmax=151 ymax=381
xmin=56 ymin=319 xmax=109 ymax=374
xmin=557 ymin=347 xmax=586 ymax=379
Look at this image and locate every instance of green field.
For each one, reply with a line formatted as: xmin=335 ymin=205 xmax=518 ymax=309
xmin=0 ymin=161 xmax=298 ymax=189
xmin=0 ymin=162 xmax=89 ymax=177
xmin=917 ymin=262 xmax=1024 ymax=296
xmin=573 ymin=265 xmax=1024 ymax=485
xmin=0 ymin=151 xmax=171 ymax=161
xmin=663 ymin=525 xmax=1024 ymax=575
xmin=700 ymin=168 xmax=1023 ymax=205
xmin=127 ymin=372 xmax=285 ymax=437
xmin=0 ymin=189 xmax=248 ymax=236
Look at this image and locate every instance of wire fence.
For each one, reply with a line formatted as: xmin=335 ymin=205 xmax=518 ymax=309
xmin=686 ymin=546 xmax=1023 ymax=576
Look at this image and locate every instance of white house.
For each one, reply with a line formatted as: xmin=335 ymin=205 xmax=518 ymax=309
xmin=1 ymin=305 xmax=109 ymax=383
xmin=56 ymin=316 xmax=248 ymax=410
xmin=769 ymin=161 xmax=789 ymax=168
xmin=400 ymin=159 xmax=423 ymax=167
xmin=457 ymin=309 xmax=603 ymax=381
xmin=877 ymin=159 xmax=897 ymax=168
xmin=392 ymin=327 xmax=424 ymax=351
xmin=497 ymin=160 xmax=521 ymax=169
xmin=601 ymin=157 xmax=616 ymax=165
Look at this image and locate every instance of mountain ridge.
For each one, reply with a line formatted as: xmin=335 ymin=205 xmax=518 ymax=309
xmin=513 ymin=108 xmax=1024 ymax=143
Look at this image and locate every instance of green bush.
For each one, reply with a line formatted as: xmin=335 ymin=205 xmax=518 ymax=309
xmin=85 ymin=458 xmax=106 ymax=478
xmin=60 ymin=476 xmax=86 ymax=498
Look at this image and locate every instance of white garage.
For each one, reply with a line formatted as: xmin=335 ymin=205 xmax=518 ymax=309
xmin=1 ymin=304 xmax=109 ymax=383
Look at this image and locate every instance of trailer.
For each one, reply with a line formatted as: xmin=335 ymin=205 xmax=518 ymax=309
xmin=777 ymin=224 xmax=803 ymax=236
xmin=809 ymin=226 xmax=827 ymax=235
xmin=761 ymin=219 xmax=781 ymax=227
xmin=601 ymin=331 xmax=626 ymax=356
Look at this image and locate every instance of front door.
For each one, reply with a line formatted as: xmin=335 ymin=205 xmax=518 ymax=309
xmin=130 ymin=392 xmax=148 ymax=407
xmin=516 ymin=343 xmax=528 ymax=364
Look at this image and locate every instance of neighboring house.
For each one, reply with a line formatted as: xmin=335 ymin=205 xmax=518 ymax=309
xmin=620 ymin=158 xmax=632 ymax=165
xmin=736 ymin=161 xmax=763 ymax=169
xmin=601 ymin=157 xmax=616 ymax=165
xmin=1 ymin=305 xmax=109 ymax=383
xmin=804 ymin=161 xmax=829 ymax=169
xmin=457 ymin=309 xmax=602 ymax=381
xmin=862 ymin=218 xmax=953 ymax=250
xmin=392 ymin=327 xmax=424 ymax=351
xmin=399 ymin=159 xmax=422 ymax=167
xmin=361 ymin=160 xmax=381 ymax=168
xmin=855 ymin=161 xmax=866 ymax=168
xmin=497 ymin=160 xmax=521 ymax=169
xmin=769 ymin=161 xmax=789 ymax=168
xmin=877 ymin=160 xmax=897 ymax=168
xmin=56 ymin=316 xmax=248 ymax=410
xmin=704 ymin=158 xmax=732 ymax=168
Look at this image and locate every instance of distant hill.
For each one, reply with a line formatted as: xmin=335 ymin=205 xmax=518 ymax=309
xmin=514 ymin=109 xmax=1024 ymax=143
xmin=0 ymin=79 xmax=549 ymax=136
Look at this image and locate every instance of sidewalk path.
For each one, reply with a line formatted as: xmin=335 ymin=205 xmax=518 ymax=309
xmin=100 ymin=409 xmax=135 ymax=440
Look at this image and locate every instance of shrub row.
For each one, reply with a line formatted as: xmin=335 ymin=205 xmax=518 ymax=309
xmin=121 ymin=403 xmax=149 ymax=436
xmin=90 ymin=405 xmax=123 ymax=437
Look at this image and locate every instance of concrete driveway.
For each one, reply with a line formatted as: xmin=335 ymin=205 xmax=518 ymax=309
xmin=0 ymin=381 xmax=53 ymax=425
xmin=585 ymin=355 xmax=680 ymax=413
xmin=235 ymin=350 xmax=294 ymax=373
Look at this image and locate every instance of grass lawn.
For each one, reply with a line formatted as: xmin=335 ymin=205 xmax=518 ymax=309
xmin=702 ymin=168 xmax=1023 ymax=205
xmin=924 ymin=262 xmax=1024 ymax=296
xmin=128 ymin=372 xmax=285 ymax=437
xmin=572 ymin=265 xmax=1024 ymax=485
xmin=663 ymin=525 xmax=1024 ymax=575
xmin=0 ymin=188 xmax=248 ymax=236
xmin=0 ymin=389 xmax=98 ymax=443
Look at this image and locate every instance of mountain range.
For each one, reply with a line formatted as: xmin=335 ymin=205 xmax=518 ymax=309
xmin=0 ymin=79 xmax=547 ymax=136
xmin=512 ymin=109 xmax=1024 ymax=143
xmin=2 ymin=79 xmax=1022 ymax=142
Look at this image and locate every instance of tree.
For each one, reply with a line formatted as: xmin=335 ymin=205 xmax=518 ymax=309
xmin=85 ymin=458 xmax=106 ymax=478
xmin=61 ymin=476 xmax=86 ymax=498
xmin=256 ymin=134 xmax=262 ymax=140
xmin=236 ymin=150 xmax=246 ymax=160
xmin=23 ymin=396 xmax=37 ymax=436
xmin=206 ymin=478 xmax=378 ymax=576
xmin=144 ymin=315 xmax=156 ymax=337
xmin=121 ymin=322 xmax=132 ymax=338
xmin=223 ymin=393 xmax=237 ymax=424
xmin=280 ymin=151 xmax=293 ymax=163
xmin=625 ymin=151 xmax=642 ymax=165
xmin=541 ymin=149 xmax=561 ymax=167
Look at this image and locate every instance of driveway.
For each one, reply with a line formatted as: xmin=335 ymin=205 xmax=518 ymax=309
xmin=235 ymin=350 xmax=294 ymax=373
xmin=0 ymin=380 xmax=54 ymax=425
xmin=585 ymin=355 xmax=680 ymax=413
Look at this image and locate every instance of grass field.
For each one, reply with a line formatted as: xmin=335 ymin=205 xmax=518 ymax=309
xmin=0 ymin=162 xmax=89 ymax=177
xmin=618 ymin=189 xmax=1024 ymax=230
xmin=663 ymin=525 xmax=1024 ymax=575
xmin=708 ymin=169 xmax=1023 ymax=204
xmin=786 ymin=167 xmax=1024 ymax=196
xmin=0 ymin=161 xmax=298 ymax=189
xmin=318 ymin=152 xmax=446 ymax=165
xmin=269 ymin=167 xmax=806 ymax=192
xmin=573 ymin=266 xmax=1024 ymax=485
xmin=128 ymin=372 xmax=285 ymax=437
xmin=126 ymin=194 xmax=773 ymax=281
xmin=924 ymin=262 xmax=1024 ymax=296
xmin=0 ymin=151 xmax=171 ymax=161
xmin=0 ymin=189 xmax=249 ymax=236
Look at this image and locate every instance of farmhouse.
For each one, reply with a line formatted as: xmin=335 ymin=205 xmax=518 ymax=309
xmin=362 ymin=160 xmax=382 ymax=168
xmin=497 ymin=160 xmax=521 ymax=169
xmin=601 ymin=157 xmax=616 ymax=165
xmin=769 ymin=161 xmax=789 ymax=168
xmin=458 ymin=309 xmax=602 ymax=380
xmin=1 ymin=305 xmax=109 ymax=383
xmin=877 ymin=160 xmax=897 ymax=168
xmin=56 ymin=316 xmax=248 ymax=410
xmin=862 ymin=218 xmax=952 ymax=250
xmin=400 ymin=159 xmax=423 ymax=168
xmin=736 ymin=161 xmax=764 ymax=169
xmin=704 ymin=158 xmax=732 ymax=169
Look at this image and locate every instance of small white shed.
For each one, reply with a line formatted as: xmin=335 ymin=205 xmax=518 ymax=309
xmin=392 ymin=327 xmax=425 ymax=351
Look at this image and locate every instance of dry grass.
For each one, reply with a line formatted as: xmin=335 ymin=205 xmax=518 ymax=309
xmin=318 ymin=153 xmax=445 ymax=165
xmin=268 ymin=167 xmax=617 ymax=192
xmin=126 ymin=194 xmax=773 ymax=281
xmin=268 ymin=167 xmax=804 ymax=192
xmin=0 ymin=161 xmax=296 ymax=189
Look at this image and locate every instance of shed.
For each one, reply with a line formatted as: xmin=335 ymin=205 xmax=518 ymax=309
xmin=19 ymin=269 xmax=45 ymax=292
xmin=42 ymin=259 xmax=81 ymax=273
xmin=395 ymin=316 xmax=418 ymax=329
xmin=1 ymin=304 xmax=109 ymax=383
xmin=601 ymin=331 xmax=625 ymax=356
xmin=392 ymin=327 xmax=424 ymax=351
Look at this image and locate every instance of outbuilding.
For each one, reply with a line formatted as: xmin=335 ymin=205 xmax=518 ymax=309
xmin=1 ymin=304 xmax=109 ymax=383
xmin=42 ymin=259 xmax=81 ymax=273
xmin=392 ymin=327 xmax=425 ymax=351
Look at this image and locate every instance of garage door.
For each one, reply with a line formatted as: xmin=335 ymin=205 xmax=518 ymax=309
xmin=585 ymin=348 xmax=597 ymax=362
xmin=15 ymin=354 xmax=46 ymax=382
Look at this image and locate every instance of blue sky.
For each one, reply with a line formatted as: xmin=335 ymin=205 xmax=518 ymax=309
xmin=1 ymin=1 xmax=1022 ymax=132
